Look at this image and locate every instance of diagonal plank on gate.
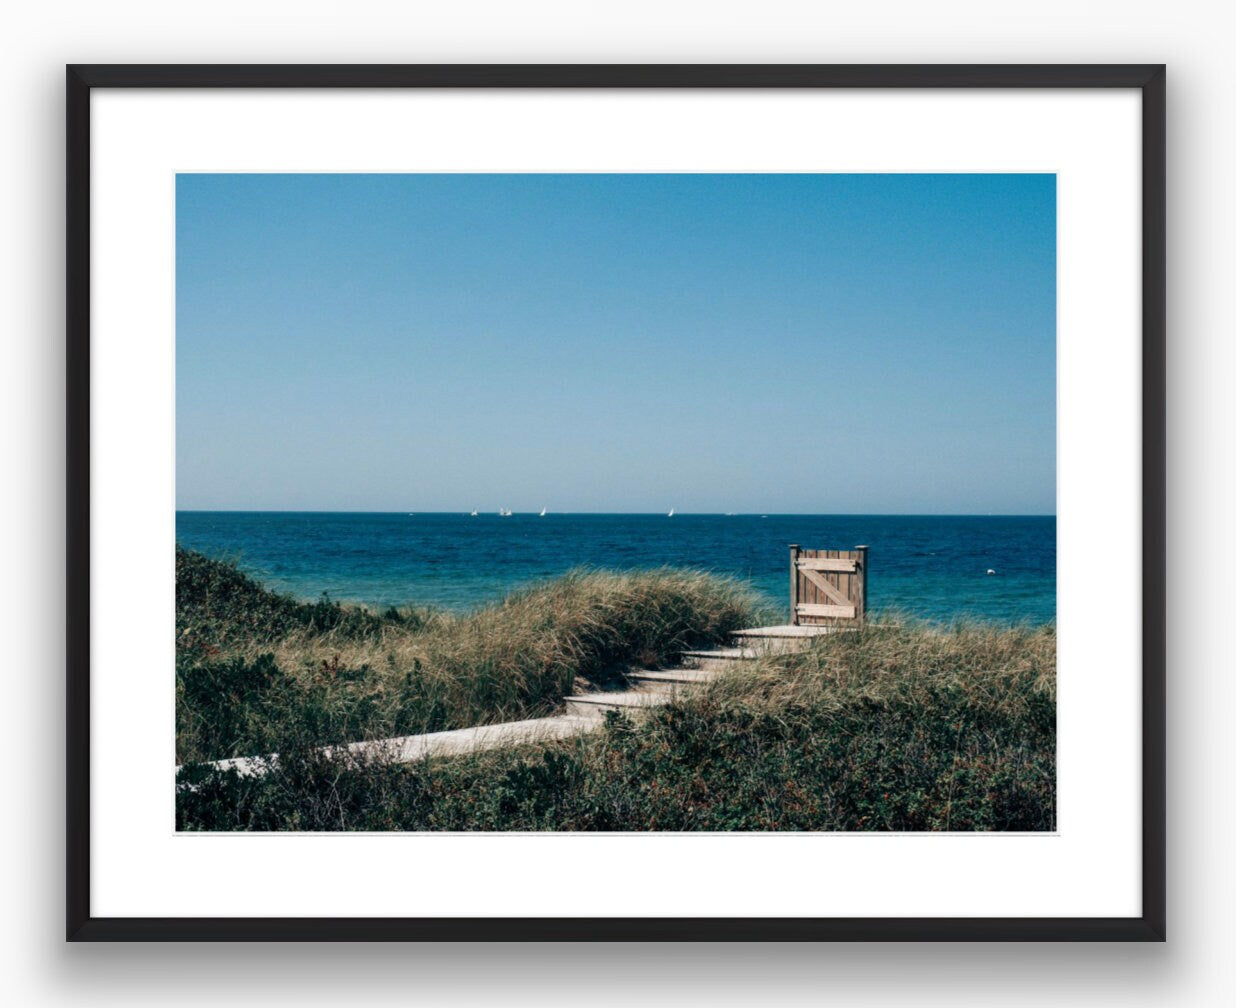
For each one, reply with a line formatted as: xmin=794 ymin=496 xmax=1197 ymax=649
xmin=799 ymin=566 xmax=852 ymax=607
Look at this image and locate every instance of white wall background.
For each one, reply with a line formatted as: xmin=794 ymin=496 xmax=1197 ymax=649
xmin=1 ymin=2 xmax=1230 ymax=1005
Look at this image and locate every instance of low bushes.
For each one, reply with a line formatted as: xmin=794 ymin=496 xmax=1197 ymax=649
xmin=177 ymin=617 xmax=1056 ymax=832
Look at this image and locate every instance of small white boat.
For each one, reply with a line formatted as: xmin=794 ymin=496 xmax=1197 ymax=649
xmin=498 ymin=507 xmax=512 ymax=517
xmin=539 ymin=507 xmax=547 ymax=517
xmin=667 ymin=508 xmax=675 ymax=517
xmin=470 ymin=509 xmax=478 ymax=516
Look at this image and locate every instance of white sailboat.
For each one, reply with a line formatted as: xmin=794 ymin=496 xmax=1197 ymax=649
xmin=470 ymin=509 xmax=478 ymax=516
xmin=539 ymin=506 xmax=547 ymax=517
xmin=498 ymin=507 xmax=512 ymax=517
xmin=667 ymin=508 xmax=675 ymax=517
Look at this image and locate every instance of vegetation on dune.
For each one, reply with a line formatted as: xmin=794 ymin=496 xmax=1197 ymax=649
xmin=176 ymin=613 xmax=1056 ymax=832
xmin=176 ymin=546 xmax=423 ymax=652
xmin=175 ymin=547 xmax=765 ymax=765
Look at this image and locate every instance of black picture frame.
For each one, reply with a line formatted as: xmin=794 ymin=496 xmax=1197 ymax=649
xmin=66 ymin=63 xmax=1166 ymax=942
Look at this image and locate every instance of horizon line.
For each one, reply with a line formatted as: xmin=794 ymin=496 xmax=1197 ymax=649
xmin=176 ymin=509 xmax=1057 ymax=518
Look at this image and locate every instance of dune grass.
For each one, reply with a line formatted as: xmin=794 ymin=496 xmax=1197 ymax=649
xmin=176 ymin=547 xmax=767 ymax=765
xmin=176 ymin=609 xmax=1056 ymax=832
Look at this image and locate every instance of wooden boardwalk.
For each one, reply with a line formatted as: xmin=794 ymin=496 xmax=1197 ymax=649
xmin=177 ymin=625 xmax=836 ymax=781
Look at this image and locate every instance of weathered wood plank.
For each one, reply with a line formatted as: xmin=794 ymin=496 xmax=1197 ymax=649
xmin=796 ymin=558 xmax=858 ymax=572
xmin=796 ymin=603 xmax=857 ymax=619
xmin=799 ymin=567 xmax=852 ymax=606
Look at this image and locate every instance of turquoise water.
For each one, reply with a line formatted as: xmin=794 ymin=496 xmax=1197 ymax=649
xmin=176 ymin=512 xmax=1054 ymax=625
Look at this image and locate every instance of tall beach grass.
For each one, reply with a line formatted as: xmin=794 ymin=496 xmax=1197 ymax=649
xmin=176 ymin=547 xmax=767 ymax=765
xmin=177 ymin=592 xmax=1056 ymax=831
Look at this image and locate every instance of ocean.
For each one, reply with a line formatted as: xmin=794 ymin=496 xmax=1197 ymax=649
xmin=175 ymin=512 xmax=1055 ymax=625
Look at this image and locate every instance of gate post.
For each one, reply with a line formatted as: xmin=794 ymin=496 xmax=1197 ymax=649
xmin=789 ymin=544 xmax=800 ymax=625
xmin=854 ymin=545 xmax=869 ymax=623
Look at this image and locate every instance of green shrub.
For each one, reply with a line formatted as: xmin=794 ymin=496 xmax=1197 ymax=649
xmin=176 ymin=547 xmax=408 ymax=654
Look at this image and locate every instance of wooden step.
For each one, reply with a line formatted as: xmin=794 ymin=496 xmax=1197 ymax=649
xmin=679 ymin=647 xmax=761 ymax=670
xmin=682 ymin=647 xmax=761 ymax=660
xmin=733 ymin=624 xmax=837 ymax=639
xmin=627 ymin=668 xmax=716 ymax=685
xmin=731 ymin=625 xmax=836 ymax=652
xmin=626 ymin=668 xmax=715 ymax=695
xmin=563 ymin=690 xmax=670 ymax=718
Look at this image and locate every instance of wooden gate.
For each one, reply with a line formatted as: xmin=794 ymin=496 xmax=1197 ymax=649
xmin=789 ymin=545 xmax=868 ymax=625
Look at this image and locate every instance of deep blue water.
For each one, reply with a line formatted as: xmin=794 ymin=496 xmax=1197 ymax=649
xmin=175 ymin=512 xmax=1055 ymax=625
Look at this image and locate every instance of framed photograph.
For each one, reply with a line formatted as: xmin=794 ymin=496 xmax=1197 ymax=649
xmin=67 ymin=64 xmax=1165 ymax=940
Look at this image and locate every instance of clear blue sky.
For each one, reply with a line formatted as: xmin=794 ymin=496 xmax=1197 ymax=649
xmin=176 ymin=173 xmax=1055 ymax=514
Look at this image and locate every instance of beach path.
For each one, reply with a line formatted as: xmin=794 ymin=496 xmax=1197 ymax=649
xmin=177 ymin=625 xmax=835 ymax=781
